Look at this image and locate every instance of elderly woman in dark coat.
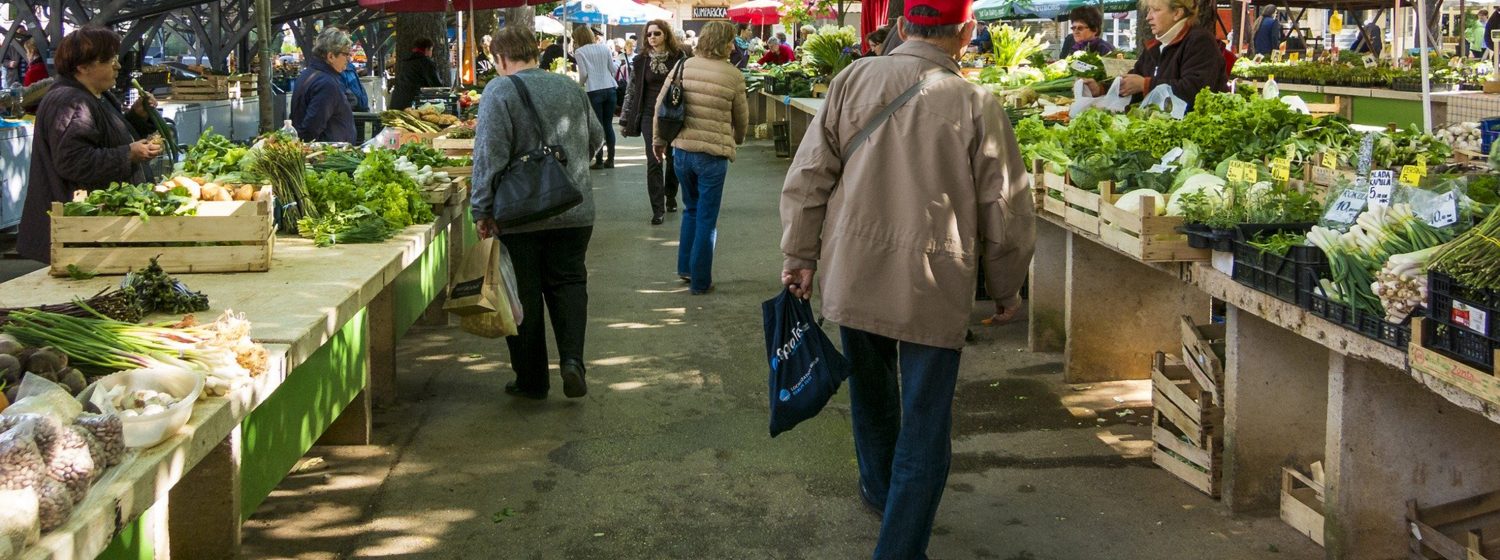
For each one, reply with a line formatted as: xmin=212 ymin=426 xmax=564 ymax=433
xmin=17 ymin=25 xmax=161 ymax=263
xmin=290 ymin=27 xmax=357 ymax=143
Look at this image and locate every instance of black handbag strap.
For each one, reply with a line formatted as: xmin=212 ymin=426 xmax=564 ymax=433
xmin=665 ymin=59 xmax=686 ymax=107
xmin=842 ymin=67 xmax=958 ymax=159
xmin=506 ymin=74 xmax=552 ymax=149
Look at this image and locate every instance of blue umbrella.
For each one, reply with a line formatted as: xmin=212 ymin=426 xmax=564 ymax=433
xmin=552 ymin=0 xmax=651 ymax=25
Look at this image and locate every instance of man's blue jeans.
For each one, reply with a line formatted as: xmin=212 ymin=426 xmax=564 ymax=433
xmin=840 ymin=327 xmax=963 ymax=560
xmin=673 ymin=148 xmax=728 ymax=292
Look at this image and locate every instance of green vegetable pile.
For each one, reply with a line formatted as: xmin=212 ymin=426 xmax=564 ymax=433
xmin=177 ymin=129 xmax=253 ymax=180
xmin=800 ymin=25 xmax=859 ymax=81
xmin=62 ymin=183 xmax=197 ymax=218
xmin=394 ymin=143 xmax=467 ymax=169
xmin=296 ymin=150 xmax=436 ymax=247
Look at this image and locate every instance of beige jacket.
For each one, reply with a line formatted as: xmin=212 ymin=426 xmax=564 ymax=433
xmin=780 ymin=41 xmax=1036 ymax=349
xmin=654 ymin=57 xmax=748 ymax=160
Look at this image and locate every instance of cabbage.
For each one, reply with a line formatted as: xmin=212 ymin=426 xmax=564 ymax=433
xmin=1115 ymin=189 xmax=1167 ymax=215
xmin=1167 ymin=174 xmax=1226 ymax=215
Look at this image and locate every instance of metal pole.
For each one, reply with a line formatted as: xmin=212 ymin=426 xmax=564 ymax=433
xmin=1418 ymin=0 xmax=1433 ymax=132
xmin=258 ymin=0 xmax=274 ymax=133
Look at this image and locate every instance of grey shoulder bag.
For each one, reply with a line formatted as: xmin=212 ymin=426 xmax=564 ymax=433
xmin=490 ymin=75 xmax=584 ymax=228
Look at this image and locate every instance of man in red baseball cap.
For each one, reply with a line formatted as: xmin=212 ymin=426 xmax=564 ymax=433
xmin=780 ymin=0 xmax=1036 ymax=557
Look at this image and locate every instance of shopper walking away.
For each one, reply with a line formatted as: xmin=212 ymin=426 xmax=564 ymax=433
xmin=17 ymin=25 xmax=163 ymax=264
xmin=472 ymin=27 xmax=605 ymax=400
xmin=779 ymin=0 xmax=1036 ymax=556
xmin=621 ymin=19 xmax=686 ymax=225
xmin=573 ymin=26 xmax=619 ymax=169
xmin=290 ymin=27 xmax=357 ymax=143
xmin=390 ymin=37 xmax=445 ymax=111
xmin=1252 ymin=5 xmax=1282 ymax=55
xmin=1080 ymin=0 xmax=1227 ymax=111
xmin=22 ymin=38 xmax=47 ymax=86
xmin=653 ymin=21 xmax=747 ymax=295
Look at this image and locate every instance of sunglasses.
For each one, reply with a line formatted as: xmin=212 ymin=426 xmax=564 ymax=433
xmin=647 ymin=31 xmax=664 ymax=37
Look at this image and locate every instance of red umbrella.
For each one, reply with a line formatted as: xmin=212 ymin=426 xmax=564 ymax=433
xmin=359 ymin=0 xmax=539 ymax=12
xmin=728 ymin=0 xmax=782 ymax=25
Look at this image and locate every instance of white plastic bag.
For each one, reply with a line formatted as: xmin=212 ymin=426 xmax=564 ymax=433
xmin=1141 ymin=84 xmax=1189 ymax=119
xmin=1280 ymin=95 xmax=1311 ymax=115
xmin=1070 ymin=79 xmax=1133 ymax=119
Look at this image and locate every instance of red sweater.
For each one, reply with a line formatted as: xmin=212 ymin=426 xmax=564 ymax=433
xmin=23 ymin=57 xmax=46 ymax=86
xmin=758 ymin=43 xmax=796 ymax=65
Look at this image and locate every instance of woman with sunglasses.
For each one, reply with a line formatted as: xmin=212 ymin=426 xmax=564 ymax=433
xmin=1059 ymin=6 xmax=1114 ymax=57
xmin=620 ymin=19 xmax=685 ymax=225
xmin=290 ymin=27 xmax=357 ymax=143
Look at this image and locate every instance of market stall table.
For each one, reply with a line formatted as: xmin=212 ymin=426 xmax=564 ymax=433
xmin=1028 ymin=212 xmax=1500 ymax=559
xmin=0 ymin=202 xmax=475 ymax=560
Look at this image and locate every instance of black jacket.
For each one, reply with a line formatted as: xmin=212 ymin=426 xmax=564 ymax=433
xmin=390 ymin=50 xmax=445 ymax=110
xmin=19 ymin=77 xmax=154 ymax=262
xmin=619 ymin=49 xmax=684 ymax=137
xmin=1127 ymin=24 xmax=1228 ymax=109
xmin=290 ymin=56 xmax=356 ymax=143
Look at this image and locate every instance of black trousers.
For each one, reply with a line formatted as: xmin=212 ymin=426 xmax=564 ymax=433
xmin=640 ymin=115 xmax=678 ymax=216
xmin=499 ymin=226 xmax=593 ymax=392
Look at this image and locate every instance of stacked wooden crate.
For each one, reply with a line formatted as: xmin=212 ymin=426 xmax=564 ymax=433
xmin=168 ymin=74 xmax=257 ymax=100
xmin=1150 ymin=317 xmax=1227 ymax=497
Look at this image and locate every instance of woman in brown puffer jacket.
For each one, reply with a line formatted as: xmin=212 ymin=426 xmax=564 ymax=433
xmin=652 ymin=21 xmax=747 ymax=295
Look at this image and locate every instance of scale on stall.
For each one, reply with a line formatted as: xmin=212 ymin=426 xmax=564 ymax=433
xmin=414 ymin=87 xmax=460 ymax=116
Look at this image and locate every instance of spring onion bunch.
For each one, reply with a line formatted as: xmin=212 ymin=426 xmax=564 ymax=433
xmin=1429 ymin=208 xmax=1500 ymax=292
xmin=131 ymin=79 xmax=179 ymax=161
xmin=1307 ymin=204 xmax=1453 ymax=316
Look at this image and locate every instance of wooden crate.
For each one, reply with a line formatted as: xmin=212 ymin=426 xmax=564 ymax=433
xmin=1282 ymin=465 xmax=1326 ymax=547
xmin=420 ymin=179 xmax=458 ymax=206
xmin=1410 ymin=318 xmax=1500 ymax=410
xmin=1151 ymin=352 xmax=1221 ymax=446
xmin=434 ymin=166 xmax=473 ymax=178
xmin=1151 ymin=410 xmax=1221 ymax=498
xmin=168 ymin=74 xmax=255 ymax=101
xmin=1408 ymin=489 xmax=1500 ymax=560
xmin=1180 ymin=316 xmax=1227 ymax=403
xmin=1096 ymin=185 xmax=1210 ymax=262
xmin=1305 ymin=154 xmax=1358 ymax=189
xmin=49 ymin=200 xmax=274 ymax=276
xmin=1033 ymin=161 xmax=1103 ymax=236
xmin=432 ymin=133 xmax=474 ymax=156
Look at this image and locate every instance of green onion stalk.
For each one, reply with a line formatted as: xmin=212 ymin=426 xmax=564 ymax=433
xmin=131 ymin=79 xmax=178 ymax=161
xmin=1430 ymin=207 xmax=1500 ymax=291
xmin=1308 ymin=203 xmax=1454 ymax=315
xmin=2 ymin=306 xmax=225 ymax=376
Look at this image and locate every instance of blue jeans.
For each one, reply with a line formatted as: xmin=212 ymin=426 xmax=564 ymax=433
xmin=673 ymin=149 xmax=728 ymax=292
xmin=587 ymin=88 xmax=616 ymax=161
xmin=840 ymin=327 xmax=962 ymax=560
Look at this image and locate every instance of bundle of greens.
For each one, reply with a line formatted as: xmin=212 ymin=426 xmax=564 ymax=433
xmin=354 ymin=150 xmax=436 ymax=229
xmin=394 ymin=142 xmax=465 ymax=169
xmin=1429 ymin=206 xmax=1500 ymax=292
xmin=800 ymin=25 xmax=859 ymax=80
xmin=297 ymin=206 xmax=397 ymax=247
xmin=177 ymin=129 xmax=252 ymax=179
xmin=62 ymin=182 xmax=197 ymax=217
xmin=310 ymin=147 xmax=365 ymax=175
xmin=122 ymin=258 xmax=210 ymax=315
xmin=251 ymin=132 xmax=318 ymax=232
xmin=988 ymin=25 xmax=1046 ymax=70
xmin=1308 ymin=204 xmax=1453 ymax=315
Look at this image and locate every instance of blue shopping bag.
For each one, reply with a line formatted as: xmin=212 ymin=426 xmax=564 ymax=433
xmin=762 ymin=289 xmax=851 ymax=437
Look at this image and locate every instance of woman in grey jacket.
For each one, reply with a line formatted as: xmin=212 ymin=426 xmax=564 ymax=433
xmin=472 ymin=27 xmax=605 ymax=400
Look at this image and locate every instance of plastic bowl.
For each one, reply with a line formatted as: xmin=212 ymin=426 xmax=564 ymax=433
xmin=93 ymin=368 xmax=204 ymax=449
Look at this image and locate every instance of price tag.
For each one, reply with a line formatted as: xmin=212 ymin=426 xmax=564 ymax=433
xmin=1070 ymin=60 xmax=1097 ymax=74
xmin=1368 ymin=170 xmax=1395 ymax=205
xmin=1289 ymin=52 xmax=1301 ymax=62
xmin=1322 ymin=188 xmax=1368 ymax=224
xmin=1363 ymin=54 xmax=1377 ymax=68
xmin=1253 ymin=54 xmax=1265 ymax=63
xmin=1399 ymin=165 xmax=1426 ymax=186
xmin=1416 ymin=153 xmax=1428 ymax=174
xmin=1227 ymin=161 xmax=1259 ymax=183
xmin=1322 ymin=152 xmax=1339 ymax=170
xmin=1161 ymin=146 xmax=1184 ymax=165
xmin=1425 ymin=190 xmax=1460 ymax=227
xmin=1270 ymin=158 xmax=1291 ymax=182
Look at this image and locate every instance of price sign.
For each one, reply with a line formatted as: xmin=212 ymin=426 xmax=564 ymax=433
xmin=1254 ymin=54 xmax=1266 ymax=63
xmin=1399 ymin=164 xmax=1426 ymax=186
xmin=1227 ymin=161 xmax=1259 ymax=183
xmin=1363 ymin=54 xmax=1378 ymax=68
xmin=1289 ymin=52 xmax=1301 ymax=62
xmin=1161 ymin=146 xmax=1184 ymax=165
xmin=1322 ymin=152 xmax=1339 ymax=170
xmin=1416 ymin=153 xmax=1428 ymax=174
xmin=1323 ymin=188 xmax=1369 ymax=224
xmin=1368 ymin=170 xmax=1395 ymax=205
xmin=1425 ymin=190 xmax=1460 ymax=227
xmin=1270 ymin=158 xmax=1292 ymax=182
xmin=1070 ymin=60 xmax=1097 ymax=74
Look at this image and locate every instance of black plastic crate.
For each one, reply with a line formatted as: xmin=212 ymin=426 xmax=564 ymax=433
xmin=1424 ymin=271 xmax=1500 ymax=370
xmin=1230 ymin=226 xmax=1323 ymax=305
xmin=1300 ymin=267 xmax=1411 ymax=349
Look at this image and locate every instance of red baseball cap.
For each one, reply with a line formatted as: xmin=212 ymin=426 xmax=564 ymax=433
xmin=905 ymin=0 xmax=974 ymax=26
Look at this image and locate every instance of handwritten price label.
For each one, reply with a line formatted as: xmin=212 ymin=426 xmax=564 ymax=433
xmin=1289 ymin=52 xmax=1301 ymax=62
xmin=1227 ymin=161 xmax=1259 ymax=184
xmin=1270 ymin=158 xmax=1292 ymax=182
xmin=1363 ymin=54 xmax=1377 ymax=68
xmin=1424 ymin=190 xmax=1460 ymax=227
xmin=1323 ymin=188 xmax=1368 ymax=224
xmin=1399 ymin=165 xmax=1426 ymax=187
xmin=1070 ymin=60 xmax=1097 ymax=74
xmin=1322 ymin=152 xmax=1339 ymax=170
xmin=1368 ymin=170 xmax=1395 ymax=206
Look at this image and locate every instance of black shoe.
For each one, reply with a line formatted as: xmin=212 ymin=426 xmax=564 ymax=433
xmin=689 ymin=285 xmax=715 ymax=295
xmin=859 ymin=482 xmax=885 ymax=520
xmin=504 ymin=381 xmax=547 ymax=400
xmin=560 ymin=360 xmax=588 ymax=398
xmin=590 ymin=161 xmax=605 ymax=170
xmin=604 ymin=158 xmax=615 ymax=169
xmin=666 ymin=200 xmax=678 ymax=212
xmin=651 ymin=215 xmax=664 ymax=225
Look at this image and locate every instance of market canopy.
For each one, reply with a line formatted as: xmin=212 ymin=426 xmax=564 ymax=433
xmin=973 ymin=0 xmax=1138 ymax=21
xmin=536 ymin=15 xmax=567 ymax=34
xmin=552 ymin=0 xmax=658 ymax=25
xmin=728 ymin=0 xmax=782 ymax=25
xmin=359 ymin=0 xmax=536 ymax=11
